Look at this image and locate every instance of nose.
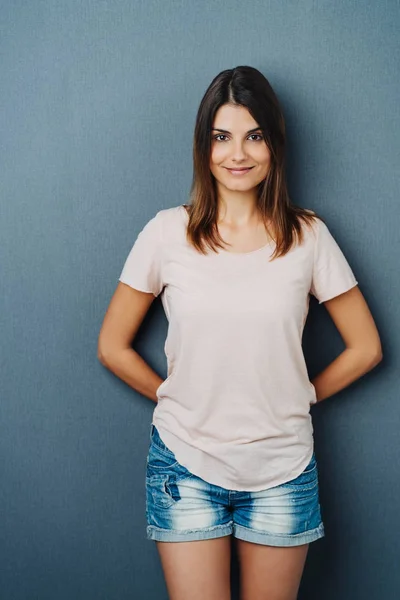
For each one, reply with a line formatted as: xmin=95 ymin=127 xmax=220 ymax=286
xmin=230 ymin=139 xmax=248 ymax=162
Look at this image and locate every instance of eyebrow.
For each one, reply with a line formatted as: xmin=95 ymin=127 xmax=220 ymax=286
xmin=211 ymin=127 xmax=262 ymax=134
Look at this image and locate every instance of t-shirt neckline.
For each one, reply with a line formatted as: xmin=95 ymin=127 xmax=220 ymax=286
xmin=179 ymin=205 xmax=275 ymax=257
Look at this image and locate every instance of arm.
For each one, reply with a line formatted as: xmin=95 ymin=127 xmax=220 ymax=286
xmin=311 ymin=286 xmax=383 ymax=404
xmin=97 ymin=282 xmax=164 ymax=403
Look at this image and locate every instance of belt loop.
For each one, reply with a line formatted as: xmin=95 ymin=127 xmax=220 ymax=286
xmin=150 ymin=423 xmax=155 ymax=439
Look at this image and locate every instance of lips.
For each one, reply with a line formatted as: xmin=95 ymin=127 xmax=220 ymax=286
xmin=225 ymin=167 xmax=254 ymax=171
xmin=225 ymin=166 xmax=254 ymax=175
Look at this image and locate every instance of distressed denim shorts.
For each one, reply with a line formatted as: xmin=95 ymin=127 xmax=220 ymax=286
xmin=146 ymin=424 xmax=325 ymax=546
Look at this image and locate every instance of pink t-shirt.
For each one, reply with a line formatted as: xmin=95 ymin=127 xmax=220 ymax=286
xmin=119 ymin=205 xmax=358 ymax=491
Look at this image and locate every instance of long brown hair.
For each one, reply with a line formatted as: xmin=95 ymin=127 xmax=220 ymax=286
xmin=185 ymin=65 xmax=324 ymax=259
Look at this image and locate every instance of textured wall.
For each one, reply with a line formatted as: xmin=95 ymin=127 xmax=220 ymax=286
xmin=1 ymin=1 xmax=398 ymax=598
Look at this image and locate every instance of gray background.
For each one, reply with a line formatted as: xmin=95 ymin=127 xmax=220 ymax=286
xmin=1 ymin=1 xmax=398 ymax=598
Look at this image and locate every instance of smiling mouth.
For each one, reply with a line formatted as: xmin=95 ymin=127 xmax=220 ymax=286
xmin=225 ymin=167 xmax=254 ymax=170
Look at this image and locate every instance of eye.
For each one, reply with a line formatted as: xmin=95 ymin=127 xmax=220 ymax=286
xmin=212 ymin=133 xmax=264 ymax=142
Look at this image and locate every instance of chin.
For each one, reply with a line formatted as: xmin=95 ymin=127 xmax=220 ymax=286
xmin=223 ymin=179 xmax=257 ymax=189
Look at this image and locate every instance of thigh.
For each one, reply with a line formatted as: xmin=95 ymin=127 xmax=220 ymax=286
xmin=157 ymin=537 xmax=232 ymax=600
xmin=230 ymin=452 xmax=324 ymax=599
xmin=236 ymin=539 xmax=308 ymax=600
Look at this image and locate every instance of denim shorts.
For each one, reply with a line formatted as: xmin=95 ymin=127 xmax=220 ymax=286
xmin=146 ymin=424 xmax=325 ymax=546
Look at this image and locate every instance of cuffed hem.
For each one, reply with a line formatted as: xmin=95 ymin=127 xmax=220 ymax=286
xmin=146 ymin=522 xmax=233 ymax=542
xmin=233 ymin=522 xmax=325 ymax=547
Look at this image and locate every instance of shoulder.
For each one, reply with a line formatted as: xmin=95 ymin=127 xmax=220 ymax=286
xmin=156 ymin=204 xmax=186 ymax=224
xmin=297 ymin=210 xmax=327 ymax=244
xmin=155 ymin=205 xmax=188 ymax=243
xmin=302 ymin=212 xmax=353 ymax=260
xmin=137 ymin=205 xmax=185 ymax=237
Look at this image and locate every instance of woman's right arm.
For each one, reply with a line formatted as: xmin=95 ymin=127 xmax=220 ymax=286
xmin=97 ymin=282 xmax=164 ymax=403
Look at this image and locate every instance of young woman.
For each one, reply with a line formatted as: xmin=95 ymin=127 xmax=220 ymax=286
xmin=98 ymin=66 xmax=382 ymax=600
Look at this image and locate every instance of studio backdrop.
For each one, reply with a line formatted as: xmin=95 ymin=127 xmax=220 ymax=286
xmin=1 ymin=1 xmax=398 ymax=599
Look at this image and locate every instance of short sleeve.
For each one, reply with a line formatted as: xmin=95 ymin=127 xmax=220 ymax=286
xmin=118 ymin=210 xmax=164 ymax=297
xmin=310 ymin=218 xmax=358 ymax=304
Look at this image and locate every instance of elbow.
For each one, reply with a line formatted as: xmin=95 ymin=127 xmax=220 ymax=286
xmin=98 ymin=348 xmax=118 ymax=369
xmin=97 ymin=340 xmax=130 ymax=367
xmin=97 ymin=339 xmax=114 ymax=367
xmin=372 ymin=347 xmax=383 ymax=366
xmin=97 ymin=330 xmax=115 ymax=366
xmin=97 ymin=346 xmax=108 ymax=366
xmin=372 ymin=337 xmax=383 ymax=365
xmin=366 ymin=345 xmax=383 ymax=369
xmin=350 ymin=345 xmax=383 ymax=371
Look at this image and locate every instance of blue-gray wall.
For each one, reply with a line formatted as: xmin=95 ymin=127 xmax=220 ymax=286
xmin=1 ymin=2 xmax=398 ymax=598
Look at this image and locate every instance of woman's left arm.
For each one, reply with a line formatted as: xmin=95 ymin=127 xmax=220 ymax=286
xmin=311 ymin=286 xmax=383 ymax=404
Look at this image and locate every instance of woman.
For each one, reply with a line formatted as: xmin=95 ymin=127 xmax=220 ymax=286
xmin=98 ymin=66 xmax=382 ymax=600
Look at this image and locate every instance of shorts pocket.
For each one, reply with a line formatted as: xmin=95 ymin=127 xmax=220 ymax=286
xmin=282 ymin=453 xmax=318 ymax=492
xmin=147 ymin=440 xmax=179 ymax=474
xmin=147 ymin=473 xmax=176 ymax=509
xmin=302 ymin=452 xmax=317 ymax=474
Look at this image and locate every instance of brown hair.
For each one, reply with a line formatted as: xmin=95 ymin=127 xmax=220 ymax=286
xmin=185 ymin=65 xmax=324 ymax=259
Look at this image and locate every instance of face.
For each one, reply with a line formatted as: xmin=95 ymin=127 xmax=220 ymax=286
xmin=209 ymin=104 xmax=271 ymax=194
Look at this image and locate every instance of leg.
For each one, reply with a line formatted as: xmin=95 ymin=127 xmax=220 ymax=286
xmin=236 ymin=539 xmax=309 ymax=600
xmin=156 ymin=536 xmax=232 ymax=600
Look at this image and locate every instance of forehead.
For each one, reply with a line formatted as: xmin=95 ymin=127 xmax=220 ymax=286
xmin=212 ymin=104 xmax=259 ymax=130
